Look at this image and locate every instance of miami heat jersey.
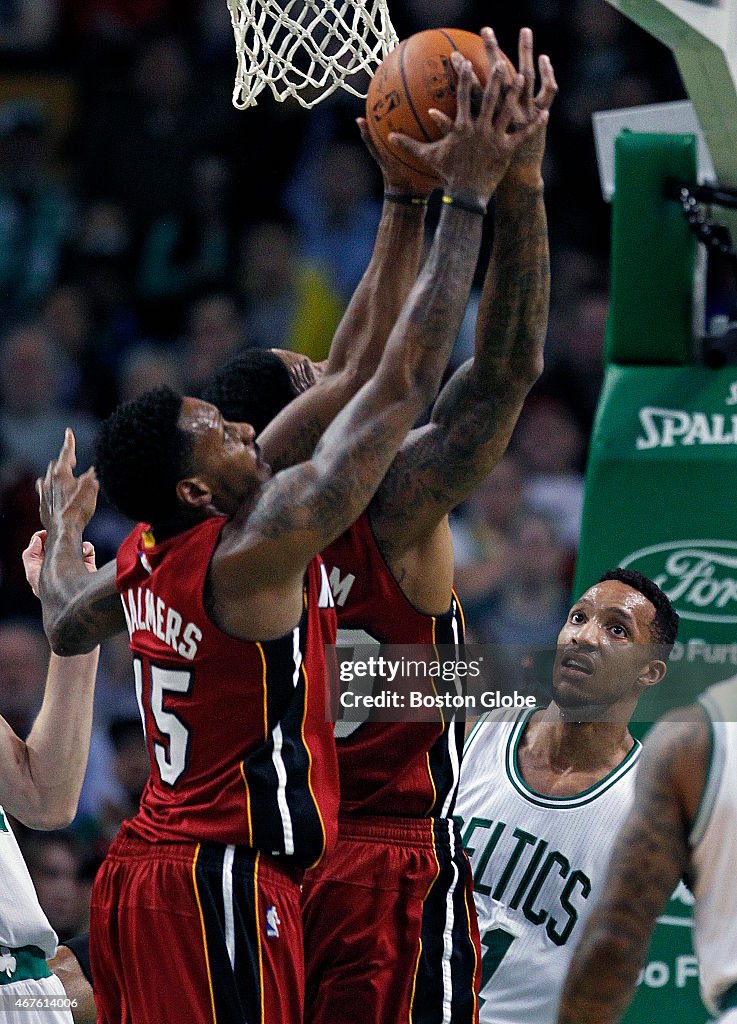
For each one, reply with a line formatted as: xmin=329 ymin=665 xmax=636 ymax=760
xmin=322 ymin=512 xmax=464 ymax=818
xmin=116 ymin=516 xmax=338 ymax=868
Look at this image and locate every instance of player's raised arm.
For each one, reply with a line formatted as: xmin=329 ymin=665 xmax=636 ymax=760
xmin=556 ymin=710 xmax=708 ymax=1024
xmin=218 ymin=51 xmax=547 ymax=590
xmin=371 ymin=29 xmax=556 ymax=556
xmin=36 ymin=430 xmax=126 ymax=655
xmin=0 ymin=533 xmax=101 ymax=828
xmin=250 ymin=125 xmax=429 ymax=473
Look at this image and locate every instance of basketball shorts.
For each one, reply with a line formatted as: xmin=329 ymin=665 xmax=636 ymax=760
xmin=91 ymin=832 xmax=303 ymax=1024
xmin=301 ymin=815 xmax=480 ymax=1024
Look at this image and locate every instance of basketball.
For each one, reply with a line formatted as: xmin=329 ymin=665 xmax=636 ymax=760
xmin=366 ymin=28 xmax=512 ymax=195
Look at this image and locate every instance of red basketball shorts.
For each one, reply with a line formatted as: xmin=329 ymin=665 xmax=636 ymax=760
xmin=90 ymin=832 xmax=303 ymax=1024
xmin=301 ymin=815 xmax=480 ymax=1024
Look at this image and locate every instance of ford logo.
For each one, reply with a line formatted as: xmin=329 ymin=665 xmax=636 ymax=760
xmin=620 ymin=541 xmax=737 ymax=624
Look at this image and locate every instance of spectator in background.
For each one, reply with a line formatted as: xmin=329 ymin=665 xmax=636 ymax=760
xmin=78 ymin=715 xmax=148 ymax=842
xmin=544 ymin=285 xmax=609 ymax=430
xmin=0 ymin=620 xmax=48 ymax=739
xmin=117 ymin=343 xmax=183 ymax=403
xmin=78 ymin=633 xmax=143 ymax=837
xmin=0 ymin=446 xmax=41 ymax=619
xmin=24 ymin=833 xmax=92 ymax=941
xmin=285 ymin=138 xmax=381 ymax=301
xmin=0 ymin=322 xmax=98 ymax=475
xmin=514 ymin=397 xmax=586 ymax=550
xmin=0 ymin=101 xmax=73 ymax=317
xmin=137 ymin=152 xmax=237 ymax=337
xmin=82 ymin=35 xmax=222 ymax=231
xmin=238 ymin=217 xmax=342 ymax=361
xmin=482 ymin=511 xmax=571 ymax=647
xmin=107 ymin=718 xmax=149 ymax=821
xmin=0 ymin=0 xmax=59 ymax=57
xmin=182 ymin=291 xmax=244 ymax=392
xmin=92 ymin=634 xmax=139 ymax=731
xmin=41 ymin=283 xmax=94 ymax=409
xmin=62 ymin=200 xmax=141 ymax=414
xmin=453 ymin=463 xmax=570 ymax=650
xmin=453 ymin=454 xmax=527 ymax=622
xmin=64 ymin=0 xmax=186 ymax=51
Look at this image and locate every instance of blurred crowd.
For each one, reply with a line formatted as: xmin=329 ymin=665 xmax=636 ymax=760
xmin=0 ymin=0 xmax=685 ymax=921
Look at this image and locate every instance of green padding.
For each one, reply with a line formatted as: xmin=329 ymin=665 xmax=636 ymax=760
xmin=576 ymin=364 xmax=737 ymax=626
xmin=576 ymin=363 xmax=737 ymax=704
xmin=607 ymin=132 xmax=697 ymax=366
xmin=575 ymin=362 xmax=728 ymax=1022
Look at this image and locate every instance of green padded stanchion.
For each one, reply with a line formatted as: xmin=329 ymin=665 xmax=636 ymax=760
xmin=573 ymin=364 xmax=733 ymax=1023
xmin=607 ymin=132 xmax=697 ymax=365
xmin=574 ymin=133 xmax=716 ymax=1022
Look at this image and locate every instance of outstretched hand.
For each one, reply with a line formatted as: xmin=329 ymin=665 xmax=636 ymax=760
xmin=390 ymin=27 xmax=549 ymax=205
xmin=504 ymin=27 xmax=558 ymax=186
xmin=23 ymin=530 xmax=97 ymax=599
xmin=36 ymin=429 xmax=99 ymax=536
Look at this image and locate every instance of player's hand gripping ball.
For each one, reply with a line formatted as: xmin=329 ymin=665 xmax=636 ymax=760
xmin=366 ymin=28 xmax=513 ymax=195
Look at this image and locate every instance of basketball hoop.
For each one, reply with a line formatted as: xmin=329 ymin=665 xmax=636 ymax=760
xmin=226 ymin=0 xmax=398 ymax=109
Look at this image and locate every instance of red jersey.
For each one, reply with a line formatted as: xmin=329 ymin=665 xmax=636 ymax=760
xmin=322 ymin=512 xmax=465 ymax=818
xmin=116 ymin=517 xmax=338 ymax=868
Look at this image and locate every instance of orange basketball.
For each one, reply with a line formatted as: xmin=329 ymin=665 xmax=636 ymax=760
xmin=366 ymin=28 xmax=512 ymax=195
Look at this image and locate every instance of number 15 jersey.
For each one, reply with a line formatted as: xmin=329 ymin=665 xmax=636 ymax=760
xmin=116 ymin=516 xmax=338 ymax=869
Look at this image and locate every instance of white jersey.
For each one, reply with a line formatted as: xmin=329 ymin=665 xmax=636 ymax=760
xmin=0 ymin=805 xmax=57 ymax=958
xmin=691 ymin=679 xmax=737 ymax=1021
xmin=456 ymin=708 xmax=641 ymax=1024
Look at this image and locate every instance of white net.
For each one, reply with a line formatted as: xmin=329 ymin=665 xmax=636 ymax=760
xmin=227 ymin=0 xmax=398 ymax=109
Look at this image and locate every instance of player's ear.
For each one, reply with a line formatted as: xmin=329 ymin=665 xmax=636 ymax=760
xmin=176 ymin=475 xmax=212 ymax=509
xmin=638 ymin=658 xmax=667 ymax=689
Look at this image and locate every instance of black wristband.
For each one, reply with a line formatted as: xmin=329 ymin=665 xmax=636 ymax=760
xmin=441 ymin=193 xmax=487 ymax=216
xmin=384 ymin=192 xmax=429 ymax=207
xmin=62 ymin=932 xmax=93 ymax=986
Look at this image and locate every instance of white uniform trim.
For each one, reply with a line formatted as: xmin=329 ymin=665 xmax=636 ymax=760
xmin=441 ymin=821 xmax=459 ymax=1024
xmin=222 ymin=844 xmax=236 ymax=969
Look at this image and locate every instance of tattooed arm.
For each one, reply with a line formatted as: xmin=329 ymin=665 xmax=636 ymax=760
xmin=36 ymin=431 xmax=126 ymax=655
xmin=211 ymin=48 xmax=548 ymax=626
xmin=369 ymin=31 xmax=556 ymax=604
xmin=253 ymin=136 xmax=428 ymax=474
xmin=556 ymin=708 xmax=709 ymax=1024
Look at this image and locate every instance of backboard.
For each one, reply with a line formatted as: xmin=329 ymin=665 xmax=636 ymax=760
xmin=604 ymin=0 xmax=737 ymax=187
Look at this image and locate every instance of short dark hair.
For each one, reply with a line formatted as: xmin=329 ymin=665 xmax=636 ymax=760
xmin=598 ymin=568 xmax=679 ymax=648
xmin=95 ymin=386 xmax=193 ymax=525
xmin=201 ymin=350 xmax=297 ymax=435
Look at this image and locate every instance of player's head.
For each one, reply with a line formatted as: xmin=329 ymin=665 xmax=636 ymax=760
xmin=95 ymin=385 xmax=270 ymax=527
xmin=201 ymin=349 xmax=322 ymax=433
xmin=552 ymin=569 xmax=678 ymax=719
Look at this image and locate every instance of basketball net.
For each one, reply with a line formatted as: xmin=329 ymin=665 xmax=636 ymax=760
xmin=227 ymin=0 xmax=398 ymax=109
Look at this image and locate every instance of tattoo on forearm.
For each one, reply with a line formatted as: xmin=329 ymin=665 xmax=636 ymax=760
xmin=372 ymin=188 xmax=549 ymax=555
xmin=250 ymin=206 xmax=485 ymax=553
xmin=252 ymin=415 xmax=401 ymax=546
xmin=475 ymin=184 xmax=549 ymax=382
xmin=557 ymin=725 xmax=693 ymax=1024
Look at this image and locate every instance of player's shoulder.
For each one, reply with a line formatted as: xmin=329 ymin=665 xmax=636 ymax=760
xmin=642 ymin=703 xmax=710 ymax=762
xmin=464 ymin=707 xmax=527 ymax=758
xmin=637 ymin=703 xmax=711 ymax=826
